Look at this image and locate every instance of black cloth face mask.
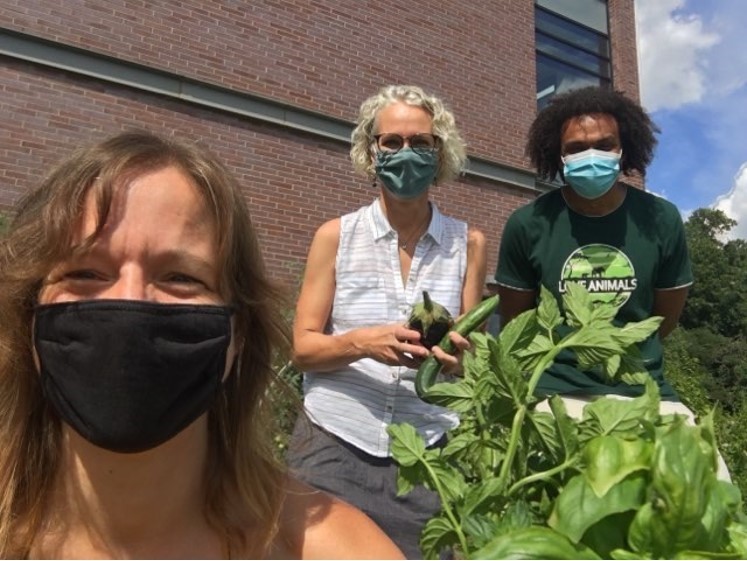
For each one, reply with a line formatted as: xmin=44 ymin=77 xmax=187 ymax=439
xmin=34 ymin=299 xmax=233 ymax=453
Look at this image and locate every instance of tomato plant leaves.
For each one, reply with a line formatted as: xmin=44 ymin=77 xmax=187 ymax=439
xmin=420 ymin=515 xmax=458 ymax=560
xmin=388 ymin=285 xmax=743 ymax=559
xmin=498 ymin=306 xmax=538 ymax=356
xmin=538 ymin=284 xmax=563 ymax=332
xmin=612 ymin=316 xmax=662 ymax=347
xmin=388 ymin=423 xmax=426 ymax=467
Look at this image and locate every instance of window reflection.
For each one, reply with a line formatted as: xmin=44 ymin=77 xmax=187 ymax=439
xmin=535 ymin=2 xmax=611 ymax=109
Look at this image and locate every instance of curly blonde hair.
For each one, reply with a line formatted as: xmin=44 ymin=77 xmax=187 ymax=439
xmin=350 ymin=85 xmax=467 ymax=185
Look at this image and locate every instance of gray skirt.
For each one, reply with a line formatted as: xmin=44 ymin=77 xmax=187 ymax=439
xmin=286 ymin=417 xmax=443 ymax=560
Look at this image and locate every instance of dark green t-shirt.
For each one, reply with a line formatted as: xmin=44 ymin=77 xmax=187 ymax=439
xmin=495 ymin=186 xmax=693 ymax=401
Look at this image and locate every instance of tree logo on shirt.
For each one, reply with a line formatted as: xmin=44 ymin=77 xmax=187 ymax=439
xmin=559 ymin=244 xmax=638 ymax=307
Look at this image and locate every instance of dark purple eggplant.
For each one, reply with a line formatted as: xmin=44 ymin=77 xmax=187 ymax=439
xmin=407 ymin=291 xmax=454 ymax=350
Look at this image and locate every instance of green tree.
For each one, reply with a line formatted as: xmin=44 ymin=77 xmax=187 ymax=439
xmin=667 ymin=327 xmax=747 ymax=414
xmin=682 ymin=208 xmax=747 ymax=337
xmin=666 ymin=208 xmax=747 ymax=495
xmin=665 ymin=329 xmax=747 ymax=495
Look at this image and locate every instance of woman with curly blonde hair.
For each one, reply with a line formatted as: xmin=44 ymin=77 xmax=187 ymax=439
xmin=349 ymin=84 xmax=467 ymax=186
xmin=0 ymin=130 xmax=402 ymax=559
xmin=288 ymin=85 xmax=487 ymax=558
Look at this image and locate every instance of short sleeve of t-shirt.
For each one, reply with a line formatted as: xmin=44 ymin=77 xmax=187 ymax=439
xmin=655 ymin=201 xmax=693 ymax=289
xmin=495 ymin=207 xmax=537 ymax=291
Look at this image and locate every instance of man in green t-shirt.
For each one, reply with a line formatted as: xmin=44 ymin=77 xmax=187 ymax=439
xmin=494 ymin=87 xmax=736 ymax=482
xmin=495 ymin=86 xmax=692 ymax=403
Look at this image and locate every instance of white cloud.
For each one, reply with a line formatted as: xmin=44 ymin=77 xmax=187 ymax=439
xmin=635 ymin=0 xmax=720 ymax=112
xmin=706 ymin=2 xmax=747 ymax=96
xmin=713 ymin=163 xmax=747 ymax=240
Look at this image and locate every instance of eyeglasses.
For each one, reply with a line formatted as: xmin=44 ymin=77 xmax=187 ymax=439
xmin=373 ymin=133 xmax=440 ymax=155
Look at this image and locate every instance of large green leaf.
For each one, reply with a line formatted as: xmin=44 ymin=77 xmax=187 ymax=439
xmin=442 ymin=431 xmax=481 ymax=459
xmin=608 ymin=547 xmax=649 ymax=559
xmin=460 ymin=477 xmax=508 ymax=518
xmin=611 ymin=316 xmax=662 ymax=347
xmin=499 ymin=307 xmax=539 ymax=356
xmin=550 ymin=394 xmax=581 ymax=460
xmin=562 ymin=326 xmax=624 ymax=370
xmin=491 ymin=346 xmax=529 ymax=404
xmin=588 ymin=299 xmax=621 ymax=324
xmin=469 ymin=331 xmax=493 ymax=364
xmin=429 ymin=458 xmax=468 ymax=503
xmin=525 ymin=408 xmax=565 ymax=464
xmin=420 ymin=514 xmax=458 ymax=560
xmin=583 ymin=435 xmax=653 ymax=497
xmin=579 ymin=380 xmax=660 ymax=438
xmin=388 ymin=423 xmax=426 ymax=467
xmin=422 ymin=380 xmax=476 ymax=413
xmin=471 ymin=526 xmax=602 ymax=560
xmin=615 ymin=344 xmax=651 ymax=385
xmin=628 ymin=418 xmax=716 ymax=557
xmin=602 ymin=353 xmax=622 ymax=378
xmin=562 ymin=282 xmax=596 ymax=328
xmin=538 ymin=284 xmax=563 ymax=332
xmin=698 ymin=480 xmax=743 ymax=553
xmin=516 ymin=333 xmax=555 ymax=373
xmin=727 ymin=523 xmax=747 ymax=558
xmin=455 ymin=436 xmax=505 ymax=478
xmin=461 ymin=512 xmax=506 ymax=552
xmin=548 ymin=471 xmax=647 ymax=543
xmin=395 ymin=462 xmax=428 ymax=496
xmin=580 ymin=510 xmax=637 ymax=559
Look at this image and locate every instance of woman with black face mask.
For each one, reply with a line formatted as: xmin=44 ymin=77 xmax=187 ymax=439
xmin=0 ymin=130 xmax=403 ymax=559
xmin=287 ymin=85 xmax=488 ymax=559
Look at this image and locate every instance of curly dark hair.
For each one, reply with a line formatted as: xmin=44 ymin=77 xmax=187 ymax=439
xmin=526 ymin=86 xmax=660 ymax=181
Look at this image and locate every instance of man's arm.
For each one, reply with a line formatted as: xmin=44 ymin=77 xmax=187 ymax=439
xmin=653 ymin=286 xmax=690 ymax=338
xmin=497 ymin=285 xmax=538 ymax=325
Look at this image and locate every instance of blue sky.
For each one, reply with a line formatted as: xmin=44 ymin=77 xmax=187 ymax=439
xmin=634 ymin=0 xmax=747 ymax=238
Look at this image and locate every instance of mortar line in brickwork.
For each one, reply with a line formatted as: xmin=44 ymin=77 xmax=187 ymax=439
xmin=0 ymin=27 xmax=540 ymax=193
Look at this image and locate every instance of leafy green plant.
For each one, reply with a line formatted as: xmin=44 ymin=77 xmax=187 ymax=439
xmin=271 ymin=360 xmax=303 ymax=454
xmin=388 ymin=284 xmax=746 ymax=559
xmin=270 ymin=262 xmax=305 ymax=455
xmin=665 ymin=328 xmax=747 ymax=499
xmin=0 ymin=212 xmax=9 ymax=236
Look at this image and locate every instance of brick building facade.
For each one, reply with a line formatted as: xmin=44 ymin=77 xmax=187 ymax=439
xmin=0 ymin=1 xmax=640 ymax=291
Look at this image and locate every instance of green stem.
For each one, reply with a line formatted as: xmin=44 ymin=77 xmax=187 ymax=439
xmin=526 ymin=347 xmax=562 ymax=399
xmin=498 ymin=342 xmax=565 ymax=488
xmin=422 ymin=457 xmax=470 ymax=555
xmin=474 ymin=405 xmax=493 ymax=478
xmin=497 ymin=403 xmax=527 ymax=486
xmin=507 ymin=458 xmax=576 ymax=496
xmin=499 ymin=331 xmax=581 ymax=491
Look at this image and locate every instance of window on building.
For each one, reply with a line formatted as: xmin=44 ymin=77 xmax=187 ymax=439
xmin=535 ymin=0 xmax=611 ymax=110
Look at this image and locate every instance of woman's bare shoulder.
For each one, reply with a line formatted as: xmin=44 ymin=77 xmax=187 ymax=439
xmin=269 ymin=476 xmax=404 ymax=560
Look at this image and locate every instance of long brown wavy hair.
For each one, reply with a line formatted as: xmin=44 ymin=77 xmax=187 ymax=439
xmin=0 ymin=130 xmax=291 ymax=557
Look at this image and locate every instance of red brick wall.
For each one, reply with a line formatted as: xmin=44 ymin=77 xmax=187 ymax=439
xmin=0 ymin=1 xmax=537 ymax=167
xmin=609 ymin=0 xmax=641 ymax=102
xmin=0 ymin=1 xmax=639 ymax=291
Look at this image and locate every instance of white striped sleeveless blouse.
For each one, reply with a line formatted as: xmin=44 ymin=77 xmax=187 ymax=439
xmin=303 ymin=198 xmax=467 ymax=457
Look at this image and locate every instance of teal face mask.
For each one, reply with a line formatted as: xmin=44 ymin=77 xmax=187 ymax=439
xmin=374 ymin=148 xmax=438 ymax=199
xmin=562 ymin=148 xmax=621 ymax=199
